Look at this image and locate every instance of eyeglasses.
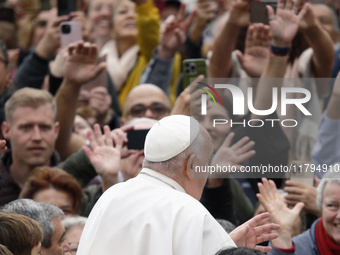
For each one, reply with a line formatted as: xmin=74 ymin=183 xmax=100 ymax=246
xmin=127 ymin=103 xmax=170 ymax=118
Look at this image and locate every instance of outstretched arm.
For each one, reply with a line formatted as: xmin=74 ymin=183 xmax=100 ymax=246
xmin=83 ymin=124 xmax=123 ymax=192
xmin=55 ymin=41 xmax=106 ymax=160
xmin=235 ymin=23 xmax=271 ymax=78
xmin=157 ymin=3 xmax=195 ymax=60
xmin=250 ymin=0 xmax=303 ymax=119
xmin=229 ymin=212 xmax=280 ymax=253
xmin=13 ymin=15 xmax=69 ymax=89
xmin=257 ymin=178 xmax=304 ymax=249
xmin=297 ymin=0 xmax=334 ymax=83
xmin=209 ymin=0 xmax=251 ymax=78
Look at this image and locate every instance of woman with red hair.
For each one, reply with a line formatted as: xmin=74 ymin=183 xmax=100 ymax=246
xmin=19 ymin=167 xmax=83 ymax=217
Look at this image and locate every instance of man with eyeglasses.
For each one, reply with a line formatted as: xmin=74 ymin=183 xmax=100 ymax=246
xmin=122 ymin=83 xmax=172 ymax=124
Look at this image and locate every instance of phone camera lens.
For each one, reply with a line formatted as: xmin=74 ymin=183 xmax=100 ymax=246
xmin=61 ymin=24 xmax=71 ymax=34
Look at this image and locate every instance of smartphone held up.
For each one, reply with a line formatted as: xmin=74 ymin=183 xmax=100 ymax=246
xmin=250 ymin=0 xmax=277 ymax=24
xmin=59 ymin=21 xmax=82 ymax=49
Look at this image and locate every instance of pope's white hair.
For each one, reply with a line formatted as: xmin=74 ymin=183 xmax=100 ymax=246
xmin=143 ymin=125 xmax=208 ymax=177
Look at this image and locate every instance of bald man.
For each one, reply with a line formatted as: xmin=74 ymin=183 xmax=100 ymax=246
xmin=122 ymin=84 xmax=172 ymax=124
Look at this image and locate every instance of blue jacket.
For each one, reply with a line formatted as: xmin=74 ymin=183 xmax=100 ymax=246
xmin=269 ymin=218 xmax=319 ymax=255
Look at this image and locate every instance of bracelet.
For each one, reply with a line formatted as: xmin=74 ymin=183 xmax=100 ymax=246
xmin=270 ymin=44 xmax=290 ymax=56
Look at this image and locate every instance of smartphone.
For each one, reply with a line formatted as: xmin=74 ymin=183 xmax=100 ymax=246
xmin=59 ymin=21 xmax=82 ymax=49
xmin=182 ymin=58 xmax=207 ymax=88
xmin=0 ymin=7 xmax=15 ymax=23
xmin=58 ymin=0 xmax=77 ymax=16
xmin=289 ymin=161 xmax=315 ymax=186
xmin=250 ymin=0 xmax=277 ymax=24
xmin=127 ymin=129 xmax=150 ymax=150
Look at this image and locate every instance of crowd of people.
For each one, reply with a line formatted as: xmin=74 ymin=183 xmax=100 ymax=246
xmin=0 ymin=0 xmax=340 ymax=254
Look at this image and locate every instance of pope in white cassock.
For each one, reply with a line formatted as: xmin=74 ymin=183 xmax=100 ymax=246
xmin=77 ymin=115 xmax=279 ymax=255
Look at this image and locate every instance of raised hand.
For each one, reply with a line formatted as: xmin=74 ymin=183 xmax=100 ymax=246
xmin=284 ymin=179 xmax=320 ymax=216
xmin=65 ymin=41 xmax=106 ymax=85
xmin=110 ymin=125 xmax=136 ymax=159
xmin=291 ymin=0 xmax=317 ymax=31
xmin=257 ymin=178 xmax=304 ymax=249
xmin=229 ymin=212 xmax=280 ymax=253
xmin=228 ymin=0 xmax=251 ymax=27
xmin=235 ymin=24 xmax=271 ymax=78
xmin=35 ymin=15 xmax=69 ymax=59
xmin=171 ymin=75 xmax=205 ymax=116
xmin=50 ymin=48 xmax=68 ymax=78
xmin=158 ymin=3 xmax=195 ymax=59
xmin=195 ymin=0 xmax=217 ymax=23
xmin=83 ymin=124 xmax=123 ymax=191
xmin=210 ymin=132 xmax=255 ymax=177
xmin=267 ymin=0 xmax=303 ymax=47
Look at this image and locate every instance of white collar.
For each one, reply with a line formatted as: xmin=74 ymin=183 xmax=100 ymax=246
xmin=139 ymin=168 xmax=187 ymax=194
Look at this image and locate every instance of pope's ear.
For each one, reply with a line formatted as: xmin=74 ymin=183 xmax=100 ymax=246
xmin=1 ymin=122 xmax=10 ymax=140
xmin=185 ymin=154 xmax=196 ymax=179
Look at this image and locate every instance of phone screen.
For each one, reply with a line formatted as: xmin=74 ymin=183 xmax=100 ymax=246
xmin=250 ymin=1 xmax=277 ymax=24
xmin=127 ymin=129 xmax=150 ymax=150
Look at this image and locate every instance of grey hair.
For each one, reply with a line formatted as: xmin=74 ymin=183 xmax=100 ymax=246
xmin=316 ymin=167 xmax=340 ymax=210
xmin=62 ymin=216 xmax=87 ymax=233
xmin=2 ymin=199 xmax=64 ymax=249
xmin=143 ymin=125 xmax=208 ymax=176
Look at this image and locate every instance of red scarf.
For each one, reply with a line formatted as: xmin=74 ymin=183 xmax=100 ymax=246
xmin=316 ymin=218 xmax=340 ymax=255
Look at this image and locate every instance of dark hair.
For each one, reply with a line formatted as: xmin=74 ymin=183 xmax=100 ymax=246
xmin=0 ymin=213 xmax=42 ymax=255
xmin=216 ymin=247 xmax=266 ymax=255
xmin=19 ymin=167 xmax=83 ymax=215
